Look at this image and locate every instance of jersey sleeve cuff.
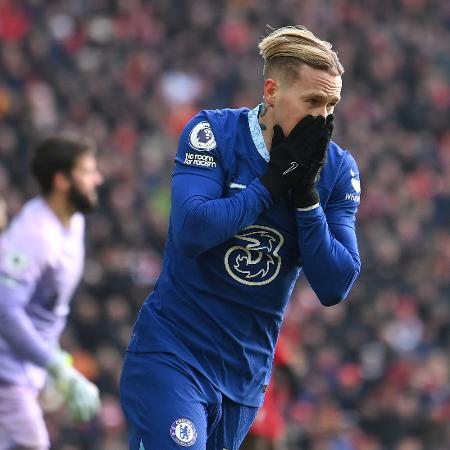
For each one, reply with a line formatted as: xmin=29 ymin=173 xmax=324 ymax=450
xmin=295 ymin=204 xmax=326 ymax=221
xmin=296 ymin=202 xmax=320 ymax=212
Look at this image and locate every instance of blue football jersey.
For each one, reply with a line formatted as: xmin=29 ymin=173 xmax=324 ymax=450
xmin=128 ymin=105 xmax=361 ymax=407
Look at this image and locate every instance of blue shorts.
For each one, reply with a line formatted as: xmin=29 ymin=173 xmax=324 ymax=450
xmin=120 ymin=351 xmax=258 ymax=450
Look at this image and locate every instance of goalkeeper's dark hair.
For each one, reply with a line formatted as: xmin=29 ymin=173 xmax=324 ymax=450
xmin=31 ymin=134 xmax=96 ymax=195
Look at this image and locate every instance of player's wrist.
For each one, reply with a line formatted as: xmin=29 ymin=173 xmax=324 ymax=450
xmin=293 ymin=185 xmax=320 ymax=209
xmin=259 ymin=164 xmax=289 ymax=201
xmin=47 ymin=353 xmax=64 ymax=377
xmin=47 ymin=349 xmax=73 ymax=377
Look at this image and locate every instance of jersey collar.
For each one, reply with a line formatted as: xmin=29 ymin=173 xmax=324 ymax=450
xmin=248 ymin=104 xmax=270 ymax=162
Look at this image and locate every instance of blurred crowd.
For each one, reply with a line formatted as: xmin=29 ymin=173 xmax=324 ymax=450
xmin=0 ymin=0 xmax=449 ymax=449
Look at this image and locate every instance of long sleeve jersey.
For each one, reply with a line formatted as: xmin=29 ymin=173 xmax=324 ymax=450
xmin=128 ymin=106 xmax=361 ymax=407
xmin=0 ymin=198 xmax=85 ymax=389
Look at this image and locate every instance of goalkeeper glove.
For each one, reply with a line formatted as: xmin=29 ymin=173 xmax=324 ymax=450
xmin=47 ymin=350 xmax=100 ymax=422
xmin=260 ymin=115 xmax=327 ymax=201
xmin=292 ymin=114 xmax=334 ymax=208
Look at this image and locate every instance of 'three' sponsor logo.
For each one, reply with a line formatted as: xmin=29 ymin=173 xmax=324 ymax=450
xmin=225 ymin=225 xmax=284 ymax=286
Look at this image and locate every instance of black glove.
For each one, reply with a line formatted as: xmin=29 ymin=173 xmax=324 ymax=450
xmin=293 ymin=114 xmax=334 ymax=208
xmin=260 ymin=115 xmax=327 ymax=201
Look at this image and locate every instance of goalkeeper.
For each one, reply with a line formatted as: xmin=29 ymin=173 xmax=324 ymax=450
xmin=0 ymin=136 xmax=103 ymax=450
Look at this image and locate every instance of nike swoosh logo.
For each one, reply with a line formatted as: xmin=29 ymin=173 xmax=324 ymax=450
xmin=283 ymin=161 xmax=298 ymax=175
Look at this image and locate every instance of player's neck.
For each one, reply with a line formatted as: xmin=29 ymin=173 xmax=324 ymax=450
xmin=44 ymin=193 xmax=76 ymax=228
xmin=258 ymin=105 xmax=274 ymax=152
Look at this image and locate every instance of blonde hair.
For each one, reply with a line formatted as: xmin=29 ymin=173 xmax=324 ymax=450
xmin=258 ymin=26 xmax=344 ymax=82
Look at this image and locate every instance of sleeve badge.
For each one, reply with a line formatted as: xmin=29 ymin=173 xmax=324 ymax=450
xmin=188 ymin=121 xmax=217 ymax=151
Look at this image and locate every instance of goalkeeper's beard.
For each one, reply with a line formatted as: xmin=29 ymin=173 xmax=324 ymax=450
xmin=68 ymin=183 xmax=97 ymax=214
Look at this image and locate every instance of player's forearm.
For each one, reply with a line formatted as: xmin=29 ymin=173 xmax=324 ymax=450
xmin=296 ymin=206 xmax=361 ymax=306
xmin=172 ymin=178 xmax=272 ymax=256
xmin=0 ymin=303 xmax=52 ymax=367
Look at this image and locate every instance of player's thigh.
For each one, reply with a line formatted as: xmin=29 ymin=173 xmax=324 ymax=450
xmin=207 ymin=397 xmax=258 ymax=450
xmin=120 ymin=351 xmax=214 ymax=450
xmin=0 ymin=384 xmax=49 ymax=450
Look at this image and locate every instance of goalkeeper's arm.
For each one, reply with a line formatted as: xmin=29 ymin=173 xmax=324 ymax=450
xmin=0 ymin=283 xmax=100 ymax=421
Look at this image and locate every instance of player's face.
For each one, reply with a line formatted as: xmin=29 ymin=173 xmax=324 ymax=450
xmin=68 ymin=153 xmax=103 ymax=213
xmin=270 ymin=64 xmax=342 ymax=136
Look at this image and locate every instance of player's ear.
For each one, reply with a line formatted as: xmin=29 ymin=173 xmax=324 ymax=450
xmin=263 ymin=78 xmax=278 ymax=107
xmin=53 ymin=171 xmax=71 ymax=193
